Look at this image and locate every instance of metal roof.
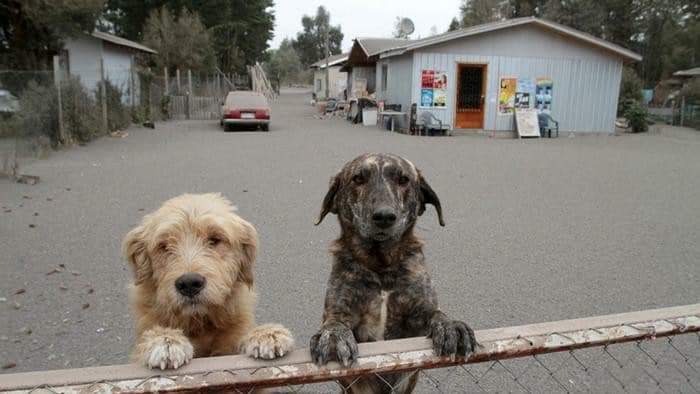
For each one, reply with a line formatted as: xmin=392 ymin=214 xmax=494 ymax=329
xmin=379 ymin=17 xmax=641 ymax=62
xmin=310 ymin=53 xmax=348 ymax=69
xmin=91 ymin=31 xmax=157 ymax=54
xmin=356 ymin=38 xmax=415 ymax=57
xmin=673 ymin=67 xmax=700 ymax=77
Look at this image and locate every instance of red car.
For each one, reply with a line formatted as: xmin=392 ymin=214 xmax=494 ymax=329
xmin=220 ymin=91 xmax=270 ymax=131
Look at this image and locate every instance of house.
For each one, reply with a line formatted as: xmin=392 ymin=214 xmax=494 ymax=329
xmin=344 ymin=17 xmax=641 ymax=134
xmin=342 ymin=38 xmax=410 ymax=99
xmin=310 ymin=53 xmax=348 ymax=100
xmin=62 ymin=31 xmax=156 ymax=103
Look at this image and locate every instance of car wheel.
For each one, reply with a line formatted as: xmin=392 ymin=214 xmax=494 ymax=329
xmin=223 ymin=123 xmax=231 ymax=132
xmin=261 ymin=124 xmax=269 ymax=132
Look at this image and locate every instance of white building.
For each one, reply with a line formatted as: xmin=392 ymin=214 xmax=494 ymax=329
xmin=62 ymin=31 xmax=156 ymax=103
xmin=310 ymin=53 xmax=348 ymax=100
xmin=345 ymin=18 xmax=641 ymax=134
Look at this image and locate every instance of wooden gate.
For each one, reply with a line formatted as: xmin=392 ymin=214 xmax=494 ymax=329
xmin=170 ymin=95 xmax=221 ymax=120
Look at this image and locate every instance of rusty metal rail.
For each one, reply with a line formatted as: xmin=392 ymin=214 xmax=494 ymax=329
xmin=1 ymin=304 xmax=699 ymax=393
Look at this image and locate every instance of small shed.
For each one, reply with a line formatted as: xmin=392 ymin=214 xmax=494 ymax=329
xmin=347 ymin=17 xmax=641 ymax=134
xmin=310 ymin=53 xmax=348 ymax=100
xmin=343 ymin=38 xmax=411 ymax=99
xmin=62 ymin=31 xmax=156 ymax=102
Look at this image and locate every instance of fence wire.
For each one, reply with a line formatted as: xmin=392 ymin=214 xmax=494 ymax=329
xmin=2 ymin=305 xmax=698 ymax=394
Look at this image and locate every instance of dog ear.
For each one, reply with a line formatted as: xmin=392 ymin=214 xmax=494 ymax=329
xmin=122 ymin=225 xmax=152 ymax=285
xmin=237 ymin=220 xmax=258 ymax=289
xmin=418 ymin=171 xmax=445 ymax=226
xmin=315 ymin=173 xmax=341 ymax=225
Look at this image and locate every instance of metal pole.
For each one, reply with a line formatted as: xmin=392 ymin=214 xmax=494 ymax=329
xmin=53 ymin=55 xmax=65 ymax=144
xmin=186 ymin=69 xmax=192 ymax=120
xmin=100 ymin=57 xmax=108 ymax=133
xmin=324 ymin=27 xmax=330 ymax=100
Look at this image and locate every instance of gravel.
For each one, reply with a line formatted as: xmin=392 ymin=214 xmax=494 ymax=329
xmin=1 ymin=89 xmax=699 ymax=375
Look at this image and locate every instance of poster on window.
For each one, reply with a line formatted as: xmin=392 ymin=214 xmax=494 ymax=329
xmin=499 ymin=77 xmax=517 ymax=114
xmin=421 ymin=89 xmax=434 ymax=107
xmin=421 ymin=70 xmax=435 ymax=88
xmin=535 ymin=78 xmax=553 ymax=113
xmin=515 ymin=78 xmax=535 ymax=109
xmin=421 ymin=70 xmax=448 ymax=107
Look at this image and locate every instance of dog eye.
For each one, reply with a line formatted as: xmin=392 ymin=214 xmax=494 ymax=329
xmin=398 ymin=175 xmax=410 ymax=185
xmin=352 ymin=175 xmax=366 ymax=185
xmin=157 ymin=242 xmax=168 ymax=252
xmin=207 ymin=236 xmax=222 ymax=247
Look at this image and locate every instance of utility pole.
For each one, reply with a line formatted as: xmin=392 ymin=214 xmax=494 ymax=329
xmin=324 ymin=25 xmax=330 ymax=100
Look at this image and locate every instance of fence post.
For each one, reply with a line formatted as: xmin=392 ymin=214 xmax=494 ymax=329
xmin=176 ymin=69 xmax=181 ymax=94
xmin=53 ymin=55 xmax=65 ymax=144
xmin=164 ymin=67 xmax=169 ymax=95
xmin=186 ymin=69 xmax=192 ymax=120
xmin=680 ymin=96 xmax=685 ymax=127
xmin=100 ymin=57 xmax=108 ymax=133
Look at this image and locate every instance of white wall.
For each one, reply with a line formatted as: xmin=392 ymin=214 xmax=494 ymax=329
xmin=63 ymin=35 xmax=139 ymax=104
xmin=405 ymin=24 xmax=625 ymax=133
xmin=313 ymin=67 xmax=347 ymax=99
xmin=64 ymin=35 xmax=102 ymax=95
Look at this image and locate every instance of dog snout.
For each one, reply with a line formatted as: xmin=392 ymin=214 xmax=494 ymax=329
xmin=372 ymin=207 xmax=397 ymax=229
xmin=175 ymin=273 xmax=206 ymax=297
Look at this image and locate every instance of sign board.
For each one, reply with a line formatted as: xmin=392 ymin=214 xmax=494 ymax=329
xmin=515 ymin=108 xmax=540 ymax=138
xmin=420 ymin=69 xmax=447 ymax=107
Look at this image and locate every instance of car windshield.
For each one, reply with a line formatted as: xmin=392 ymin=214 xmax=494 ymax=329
xmin=226 ymin=93 xmax=267 ymax=107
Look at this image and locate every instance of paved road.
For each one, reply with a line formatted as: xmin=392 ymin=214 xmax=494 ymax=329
xmin=1 ymin=90 xmax=699 ymax=380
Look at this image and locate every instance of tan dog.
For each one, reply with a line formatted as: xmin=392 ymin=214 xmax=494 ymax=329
xmin=123 ymin=193 xmax=294 ymax=369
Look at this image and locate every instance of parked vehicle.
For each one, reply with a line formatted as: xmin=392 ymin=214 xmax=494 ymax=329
xmin=0 ymin=89 xmax=20 ymax=118
xmin=220 ymin=91 xmax=270 ymax=131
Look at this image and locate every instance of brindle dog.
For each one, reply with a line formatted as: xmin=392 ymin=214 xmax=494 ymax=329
xmin=311 ymin=153 xmax=477 ymax=393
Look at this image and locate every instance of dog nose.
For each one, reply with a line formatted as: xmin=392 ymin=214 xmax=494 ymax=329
xmin=372 ymin=208 xmax=397 ymax=229
xmin=175 ymin=273 xmax=206 ymax=297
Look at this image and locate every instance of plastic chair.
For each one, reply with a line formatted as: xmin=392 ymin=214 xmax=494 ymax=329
xmin=419 ymin=112 xmax=450 ymax=136
xmin=538 ymin=113 xmax=559 ymax=138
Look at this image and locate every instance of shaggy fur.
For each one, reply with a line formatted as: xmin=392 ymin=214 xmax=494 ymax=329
xmin=124 ymin=193 xmax=293 ymax=369
xmin=311 ymin=153 xmax=477 ymax=394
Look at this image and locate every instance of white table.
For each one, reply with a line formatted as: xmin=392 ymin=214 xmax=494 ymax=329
xmin=378 ymin=111 xmax=407 ymax=132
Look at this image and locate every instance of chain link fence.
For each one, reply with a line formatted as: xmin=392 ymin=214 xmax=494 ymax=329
xmin=0 ymin=60 xmax=249 ymax=180
xmin=1 ymin=304 xmax=698 ymax=393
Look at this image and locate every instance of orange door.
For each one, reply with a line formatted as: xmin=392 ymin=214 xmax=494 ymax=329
xmin=455 ymin=65 xmax=486 ymax=129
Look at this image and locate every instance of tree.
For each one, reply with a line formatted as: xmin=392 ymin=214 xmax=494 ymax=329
xmin=448 ymin=17 xmax=461 ymax=31
xmin=103 ymin=0 xmax=275 ymax=74
xmin=460 ymin=0 xmax=504 ymax=28
xmin=266 ymin=38 xmax=304 ymax=87
xmin=293 ymin=6 xmax=344 ymax=67
xmin=0 ymin=0 xmax=103 ymax=69
xmin=142 ymin=7 xmax=215 ymax=73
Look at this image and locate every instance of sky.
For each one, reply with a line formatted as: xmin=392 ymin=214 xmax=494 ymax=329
xmin=270 ymin=0 xmax=463 ymax=51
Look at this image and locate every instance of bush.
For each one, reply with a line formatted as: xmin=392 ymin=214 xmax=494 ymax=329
xmin=97 ymin=80 xmax=130 ymax=132
xmin=618 ymin=67 xmax=644 ymax=115
xmin=17 ymin=81 xmax=60 ymax=143
xmin=624 ymin=99 xmax=649 ymax=133
xmin=61 ymin=77 xmax=101 ymax=143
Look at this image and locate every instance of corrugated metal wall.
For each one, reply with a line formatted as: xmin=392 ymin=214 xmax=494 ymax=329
xmin=376 ymin=54 xmax=414 ymax=128
xmin=407 ymin=24 xmax=624 ymax=133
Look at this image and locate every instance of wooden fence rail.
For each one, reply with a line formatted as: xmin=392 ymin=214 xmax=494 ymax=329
xmin=1 ymin=304 xmax=698 ymax=393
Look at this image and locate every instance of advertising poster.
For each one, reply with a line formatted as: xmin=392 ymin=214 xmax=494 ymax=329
xmin=421 ymin=69 xmax=448 ymax=107
xmin=499 ymin=77 xmax=517 ymax=114
xmin=421 ymin=70 xmax=435 ymax=88
xmin=421 ymin=89 xmax=434 ymax=107
xmin=535 ymin=78 xmax=553 ymax=113
xmin=515 ymin=78 xmax=535 ymax=109
xmin=432 ymin=71 xmax=447 ymax=107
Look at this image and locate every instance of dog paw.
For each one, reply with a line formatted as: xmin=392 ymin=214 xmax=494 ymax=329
xmin=241 ymin=323 xmax=294 ymax=360
xmin=136 ymin=328 xmax=194 ymax=370
xmin=429 ymin=318 xmax=477 ymax=358
xmin=310 ymin=323 xmax=358 ymax=367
